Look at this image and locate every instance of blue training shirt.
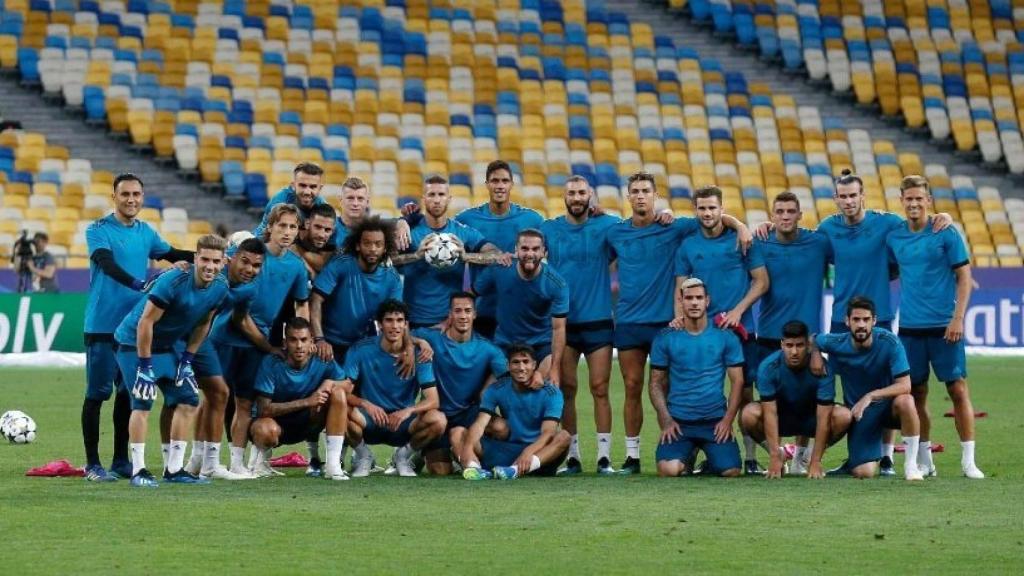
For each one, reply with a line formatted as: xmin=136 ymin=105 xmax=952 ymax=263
xmin=480 ymin=377 xmax=563 ymax=444
xmin=886 ymin=220 xmax=970 ymax=329
xmin=674 ymin=227 xmax=766 ymax=332
xmin=412 ymin=328 xmax=508 ymax=415
xmin=756 ymin=350 xmax=836 ymax=418
xmin=313 ymin=254 xmax=402 ymax=346
xmin=401 ymin=219 xmax=487 ymax=326
xmin=343 ymin=337 xmax=436 ymax=412
xmin=85 ymin=213 xmax=172 ymax=334
xmin=756 ymin=229 xmax=832 ymax=339
xmin=814 ymin=328 xmax=911 ymax=406
xmin=253 ymin=354 xmax=345 ymax=403
xmin=540 ymin=214 xmax=618 ymax=325
xmin=650 ymin=325 xmax=745 ymax=422
xmin=606 ymin=217 xmax=700 ymax=324
xmin=817 ymin=211 xmax=904 ymax=323
xmin=114 ymin=268 xmax=229 ymax=349
xmin=456 ymin=203 xmax=544 ymax=319
xmin=473 ymin=263 xmax=570 ymax=347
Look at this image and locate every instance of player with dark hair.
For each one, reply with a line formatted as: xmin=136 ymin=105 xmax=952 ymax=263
xmin=650 ymin=278 xmax=744 ymax=478
xmin=344 ymin=299 xmax=446 ymax=477
xmin=81 ymin=173 xmax=193 ymax=482
xmin=740 ymin=321 xmax=851 ymax=478
xmin=249 ymin=317 xmax=352 ymax=481
xmin=114 ymin=234 xmax=230 ymax=487
xmin=810 ymin=297 xmax=924 ymax=481
xmin=606 ymin=172 xmax=752 ymax=474
xmin=253 ymin=162 xmax=326 ymax=237
xmin=291 ymin=203 xmax=337 ymax=277
xmin=461 ymin=344 xmax=570 ymax=480
xmin=887 ymin=175 xmax=983 ymax=478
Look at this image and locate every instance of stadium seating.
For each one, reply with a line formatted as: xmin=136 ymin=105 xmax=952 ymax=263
xmin=0 ymin=0 xmax=1021 ymax=266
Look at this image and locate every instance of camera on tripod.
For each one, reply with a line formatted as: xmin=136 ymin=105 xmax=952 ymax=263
xmin=11 ymin=230 xmax=36 ymax=293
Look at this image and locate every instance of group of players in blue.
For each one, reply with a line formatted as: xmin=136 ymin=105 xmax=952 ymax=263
xmin=79 ymin=160 xmax=984 ymax=487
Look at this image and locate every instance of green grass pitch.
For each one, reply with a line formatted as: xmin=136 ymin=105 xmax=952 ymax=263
xmin=1 ymin=359 xmax=1022 ymax=574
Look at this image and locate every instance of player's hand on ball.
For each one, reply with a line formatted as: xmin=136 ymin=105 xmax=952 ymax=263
xmin=133 ymin=361 xmax=157 ymax=402
xmin=174 ymin=359 xmax=198 ymax=395
xmin=713 ymin=418 xmax=733 ymax=443
xmin=807 ymin=461 xmax=825 ymax=479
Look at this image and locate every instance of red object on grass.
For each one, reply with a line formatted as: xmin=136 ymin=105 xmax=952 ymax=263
xmin=894 ymin=443 xmax=944 ymax=453
xmin=26 ymin=459 xmax=85 ymax=477
xmin=269 ymin=451 xmax=308 ymax=467
xmin=944 ymin=410 xmax=987 ymax=418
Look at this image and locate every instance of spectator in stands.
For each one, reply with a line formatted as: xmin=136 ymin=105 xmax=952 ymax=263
xmin=28 ymin=232 xmax=59 ymax=293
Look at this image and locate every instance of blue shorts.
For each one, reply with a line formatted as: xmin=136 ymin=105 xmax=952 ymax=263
xmin=216 ymin=343 xmax=264 ymax=399
xmin=740 ymin=337 xmax=760 ymax=388
xmin=898 ymin=329 xmax=967 ymax=386
xmin=359 ymin=407 xmax=415 ymax=447
xmin=115 ymin=346 xmax=199 ymax=411
xmin=480 ymin=436 xmax=563 ymax=476
xmin=499 ymin=342 xmax=552 ymax=364
xmin=566 ymin=321 xmax=614 ymax=355
xmin=846 ymin=399 xmax=902 ymax=468
xmin=655 ymin=419 xmax=742 ymax=475
xmin=613 ymin=322 xmax=668 ymax=353
xmin=84 ymin=335 xmax=122 ymax=401
xmin=446 ymin=405 xmax=480 ymax=430
xmin=776 ymin=404 xmax=818 ymax=438
xmin=830 ymin=320 xmax=892 ymax=334
xmin=269 ymin=410 xmax=323 ymax=446
xmin=173 ymin=340 xmax=222 ymax=379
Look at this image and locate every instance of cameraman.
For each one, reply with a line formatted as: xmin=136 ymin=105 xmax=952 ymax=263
xmin=27 ymin=232 xmax=59 ymax=293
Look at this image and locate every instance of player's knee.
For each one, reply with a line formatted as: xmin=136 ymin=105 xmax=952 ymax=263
xmin=251 ymin=419 xmax=280 ymax=448
xmin=831 ymin=407 xmax=852 ymax=430
xmin=657 ymin=460 xmax=684 ymax=477
xmin=202 ymin=379 xmax=229 ymax=408
xmin=740 ymin=403 xmax=762 ymax=430
xmin=176 ymin=403 xmax=198 ymax=416
xmin=552 ymin=429 xmax=571 ymax=450
xmin=851 ymin=463 xmax=875 ymax=479
xmin=894 ymin=393 xmax=916 ymax=413
xmin=947 ymin=380 xmax=969 ymax=403
xmin=486 ymin=417 xmax=509 ymax=440
xmin=590 ymin=378 xmax=610 ymax=400
xmin=720 ymin=467 xmax=742 ymax=478
xmin=329 ymin=386 xmax=348 ymax=408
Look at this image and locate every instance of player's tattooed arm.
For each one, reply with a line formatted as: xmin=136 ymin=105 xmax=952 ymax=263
xmin=391 ymin=234 xmax=436 ymax=267
xmin=463 ymin=241 xmax=513 ymax=266
xmin=720 ymin=214 xmax=753 ymax=254
xmin=649 ymin=368 xmax=680 ymax=443
xmin=254 ymin=392 xmax=324 ymax=419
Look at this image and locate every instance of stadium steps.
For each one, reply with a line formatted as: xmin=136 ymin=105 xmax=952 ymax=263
xmin=617 ymin=0 xmax=1023 ymax=200
xmin=0 ymin=75 xmax=257 ymax=234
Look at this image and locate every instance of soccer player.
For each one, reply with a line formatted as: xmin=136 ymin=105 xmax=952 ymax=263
xmin=332 ymin=177 xmax=412 ymax=252
xmin=310 ymin=215 xmax=402 ymax=365
xmin=344 ymin=300 xmax=446 ymax=477
xmin=740 ymin=321 xmax=851 ymax=478
xmin=415 ymin=292 xmax=510 ymax=475
xmin=394 ymin=175 xmax=506 ymax=328
xmin=472 ymin=229 xmax=568 ymax=384
xmin=291 ymin=203 xmax=337 ymax=277
xmin=209 ymin=203 xmax=310 ymax=476
xmin=887 ymin=175 xmax=983 ymax=478
xmin=605 ymin=171 xmax=751 ymax=474
xmin=540 ymin=176 xmax=619 ymax=474
xmin=82 ymin=173 xmax=193 ymax=482
xmin=453 ymin=160 xmax=544 ymax=338
xmin=673 ymin=185 xmax=768 ymax=473
xmin=811 ymin=296 xmax=924 ymax=481
xmin=249 ymin=317 xmax=351 ymax=481
xmin=649 ymin=278 xmax=744 ymax=477
xmin=253 ymin=162 xmax=327 ymax=237
xmin=460 ymin=344 xmax=570 ymax=480
xmin=114 ymin=235 xmax=230 ymax=487
xmin=182 ymin=237 xmax=265 ymax=480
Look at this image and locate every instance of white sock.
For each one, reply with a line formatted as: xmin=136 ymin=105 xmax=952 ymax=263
xmin=167 ymin=440 xmax=187 ymax=474
xmin=529 ymin=455 xmax=541 ymax=473
xmin=230 ymin=445 xmax=245 ymax=470
xmin=918 ymin=440 xmax=934 ymax=469
xmin=307 ymin=439 xmax=320 ymax=462
xmin=882 ymin=443 xmax=895 ymax=460
xmin=325 ymin=435 xmax=345 ymax=472
xmin=596 ymin=433 xmax=611 ymax=461
xmin=130 ymin=443 xmax=146 ymax=475
xmin=961 ymin=440 xmax=976 ymax=469
xmin=466 ymin=460 xmax=481 ymax=470
xmin=568 ymin=434 xmax=580 ymax=460
xmin=247 ymin=445 xmax=261 ymax=469
xmin=903 ymin=436 xmax=920 ymax=474
xmin=625 ymin=436 xmax=640 ymax=459
xmin=203 ymin=441 xmax=221 ymax=472
xmin=188 ymin=440 xmax=206 ymax=468
xmin=160 ymin=443 xmax=170 ymax=471
xmin=743 ymin=434 xmax=757 ymax=461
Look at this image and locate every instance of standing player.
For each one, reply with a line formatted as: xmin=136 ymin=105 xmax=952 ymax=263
xmin=649 ymin=279 xmax=744 ymax=478
xmin=454 ymin=160 xmax=544 ymax=338
xmin=394 ymin=175 xmax=506 ymax=328
xmin=887 ymin=175 xmax=983 ymax=478
xmin=415 ymin=292 xmax=510 ymax=475
xmin=253 ymin=162 xmax=327 ymax=237
xmin=811 ymin=297 xmax=924 ymax=480
xmin=209 ymin=204 xmax=310 ymax=476
xmin=472 ymin=229 xmax=568 ymax=385
xmin=114 ymin=235 xmax=230 ymax=487
xmin=249 ymin=317 xmax=352 ymax=481
xmin=291 ymin=203 xmax=337 ymax=277
xmin=82 ymin=173 xmax=193 ymax=482
xmin=540 ymin=176 xmax=619 ymax=474
xmin=740 ymin=321 xmax=851 ymax=478
xmin=331 ymin=177 xmax=412 ymax=252
xmin=674 ymin=185 xmax=769 ymax=474
xmin=460 ymin=344 xmax=570 ymax=480
xmin=344 ymin=300 xmax=446 ymax=477
xmin=605 ymin=171 xmax=751 ymax=474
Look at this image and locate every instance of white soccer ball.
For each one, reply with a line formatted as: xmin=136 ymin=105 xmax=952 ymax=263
xmin=424 ymin=233 xmax=463 ymax=269
xmin=229 ymin=230 xmax=255 ymax=248
xmin=2 ymin=411 xmax=37 ymax=444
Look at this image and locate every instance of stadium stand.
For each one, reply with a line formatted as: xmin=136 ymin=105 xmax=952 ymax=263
xmin=0 ymin=0 xmax=1021 ymax=267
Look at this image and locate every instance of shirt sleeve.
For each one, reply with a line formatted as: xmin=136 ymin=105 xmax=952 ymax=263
xmin=550 ymin=273 xmax=570 ymax=318
xmin=673 ymin=241 xmax=693 ymax=277
xmin=488 ymin=345 xmax=509 ymax=377
xmin=85 ymin=224 xmax=110 ymax=254
xmin=888 ymin=337 xmax=911 ymax=379
xmin=328 ymin=360 xmax=346 ymax=381
xmin=882 ymin=211 xmax=905 ymax=231
xmin=312 ymin=257 xmax=340 ymax=296
xmin=147 ymin=270 xmax=180 ymax=309
xmin=944 ymin=227 xmax=970 ymax=268
xmin=253 ymin=357 xmax=277 ymax=398
xmin=342 ymin=349 xmax=361 ymax=383
xmin=724 ymin=332 xmax=745 ymax=367
xmin=387 ymin=270 xmax=403 ymax=300
xmin=472 ymin=265 xmax=495 ymax=295
xmin=649 ymin=332 xmax=669 ymax=370
xmin=674 ymin=216 xmax=699 ymax=238
xmin=462 ymin=225 xmax=488 ymax=253
xmin=814 ymin=332 xmax=838 ymax=354
xmin=816 ymin=371 xmax=836 ymax=405
xmin=148 ymin=226 xmax=173 ymax=259
xmin=479 ymin=384 xmax=500 ymax=415
xmin=755 ymin=359 xmax=777 ymax=401
xmin=744 ymin=237 xmax=766 ymax=271
xmin=542 ymin=387 xmax=564 ymax=421
xmin=415 ymin=360 xmax=436 ymax=388
xmin=289 ymin=261 xmax=311 ymax=301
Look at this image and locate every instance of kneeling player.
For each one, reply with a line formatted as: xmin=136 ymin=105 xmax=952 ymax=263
xmin=248 ymin=317 xmax=351 ymax=481
xmin=344 ymin=300 xmax=446 ymax=477
xmin=460 ymin=344 xmax=570 ymax=480
xmin=740 ymin=321 xmax=852 ymax=478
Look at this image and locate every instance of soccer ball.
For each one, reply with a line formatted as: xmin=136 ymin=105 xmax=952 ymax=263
xmin=229 ymin=230 xmax=255 ymax=248
xmin=2 ymin=411 xmax=36 ymax=444
xmin=424 ymin=233 xmax=463 ymax=269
